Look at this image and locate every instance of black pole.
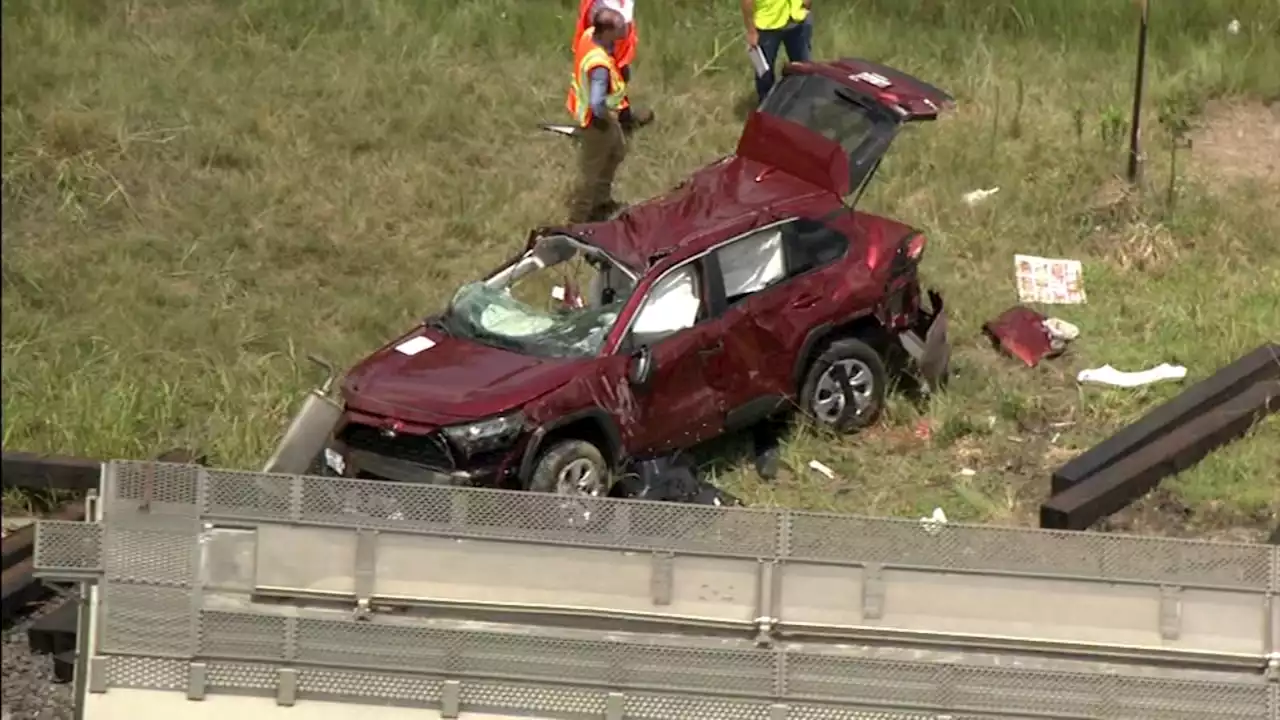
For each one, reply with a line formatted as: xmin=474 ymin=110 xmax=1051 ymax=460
xmin=1126 ymin=0 xmax=1151 ymax=184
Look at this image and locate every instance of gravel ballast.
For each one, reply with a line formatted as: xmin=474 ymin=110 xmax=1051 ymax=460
xmin=2 ymin=596 xmax=75 ymax=720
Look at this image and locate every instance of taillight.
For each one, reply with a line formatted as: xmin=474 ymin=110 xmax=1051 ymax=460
xmin=904 ymin=233 xmax=926 ymax=261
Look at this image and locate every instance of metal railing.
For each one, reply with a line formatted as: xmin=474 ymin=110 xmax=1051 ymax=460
xmin=33 ymin=460 xmax=1280 ymax=719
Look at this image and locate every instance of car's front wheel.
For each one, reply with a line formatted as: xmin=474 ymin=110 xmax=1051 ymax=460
xmin=800 ymin=338 xmax=888 ymax=434
xmin=528 ymin=439 xmax=611 ymax=496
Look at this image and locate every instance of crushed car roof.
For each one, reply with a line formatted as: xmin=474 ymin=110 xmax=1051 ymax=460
xmin=566 ymin=155 xmax=830 ymax=271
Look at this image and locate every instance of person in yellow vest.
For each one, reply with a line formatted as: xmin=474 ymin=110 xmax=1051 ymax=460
xmin=566 ymin=7 xmax=630 ymax=223
xmin=740 ymin=0 xmax=813 ymax=103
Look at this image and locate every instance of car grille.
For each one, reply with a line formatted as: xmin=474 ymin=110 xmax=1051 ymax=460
xmin=338 ymin=423 xmax=456 ymax=470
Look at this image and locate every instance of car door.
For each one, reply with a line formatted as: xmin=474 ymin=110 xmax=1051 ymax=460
xmin=736 ymin=71 xmax=901 ymax=200
xmin=704 ymin=217 xmax=852 ymax=432
xmin=621 ymin=260 xmax=726 ymax=457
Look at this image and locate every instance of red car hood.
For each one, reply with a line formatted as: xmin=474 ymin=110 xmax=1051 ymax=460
xmin=341 ymin=327 xmax=588 ymax=426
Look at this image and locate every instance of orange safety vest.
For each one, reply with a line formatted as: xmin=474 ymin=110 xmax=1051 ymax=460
xmin=566 ymin=28 xmax=628 ymax=127
xmin=573 ymin=0 xmax=638 ymax=69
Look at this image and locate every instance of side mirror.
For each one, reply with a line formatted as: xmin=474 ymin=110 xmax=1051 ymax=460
xmin=627 ymin=345 xmax=654 ymax=390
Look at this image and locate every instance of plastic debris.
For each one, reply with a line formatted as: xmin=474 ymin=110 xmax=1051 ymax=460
xmin=958 ymin=468 xmax=976 ymax=477
xmin=1043 ymin=317 xmax=1080 ymax=343
xmin=1227 ymin=19 xmax=1241 ymax=34
xmin=1077 ymin=363 xmax=1188 ymax=388
xmin=962 ymin=187 xmax=1000 ymax=206
xmin=808 ymin=460 xmax=836 ymax=480
xmin=920 ymin=507 xmax=948 ymax=535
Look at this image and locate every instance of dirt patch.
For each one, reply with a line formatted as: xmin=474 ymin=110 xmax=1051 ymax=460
xmin=1188 ymin=100 xmax=1280 ymax=188
xmin=1097 ymin=488 xmax=1277 ymax=544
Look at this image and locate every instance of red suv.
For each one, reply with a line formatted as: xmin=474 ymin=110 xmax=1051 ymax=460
xmin=322 ymin=59 xmax=952 ymax=497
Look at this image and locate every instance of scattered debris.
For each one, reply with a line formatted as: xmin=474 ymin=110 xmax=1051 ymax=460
xmin=919 ymin=507 xmax=948 ymax=535
xmin=962 ymin=187 xmax=1000 ymax=206
xmin=1227 ymin=19 xmax=1240 ymax=35
xmin=1014 ymin=254 xmax=1087 ymax=305
xmin=982 ymin=306 xmax=1078 ymax=367
xmin=1077 ymin=363 xmax=1187 ymax=388
xmin=616 ymin=454 xmax=742 ymax=506
xmin=957 ymin=468 xmax=976 ymax=477
xmin=807 ymin=460 xmax=836 ymax=480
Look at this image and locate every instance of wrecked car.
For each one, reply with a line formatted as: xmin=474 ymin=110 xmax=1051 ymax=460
xmin=315 ymin=58 xmax=953 ymax=497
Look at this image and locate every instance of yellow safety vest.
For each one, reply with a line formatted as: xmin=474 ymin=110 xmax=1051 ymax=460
xmin=566 ymin=29 xmax=628 ymax=127
xmin=754 ymin=0 xmax=808 ymax=31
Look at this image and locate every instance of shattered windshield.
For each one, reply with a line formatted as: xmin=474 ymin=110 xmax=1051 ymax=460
xmin=444 ymin=234 xmax=637 ymax=358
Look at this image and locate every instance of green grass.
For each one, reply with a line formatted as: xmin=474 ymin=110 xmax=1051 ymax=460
xmin=3 ymin=0 xmax=1278 ymax=537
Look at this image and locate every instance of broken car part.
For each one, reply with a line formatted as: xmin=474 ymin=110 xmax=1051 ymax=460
xmin=982 ymin=305 xmax=1075 ymax=368
xmin=1050 ymin=342 xmax=1279 ymax=494
xmin=261 ymin=354 xmax=344 ymax=475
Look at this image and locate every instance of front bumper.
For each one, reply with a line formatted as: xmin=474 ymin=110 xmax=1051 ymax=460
xmin=897 ymin=289 xmax=950 ymax=391
xmin=319 ymin=434 xmax=521 ymax=487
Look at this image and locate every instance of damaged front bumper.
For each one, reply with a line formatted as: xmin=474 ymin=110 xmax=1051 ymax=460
xmin=897 ymin=289 xmax=950 ymax=392
xmin=325 ymin=444 xmax=503 ymax=486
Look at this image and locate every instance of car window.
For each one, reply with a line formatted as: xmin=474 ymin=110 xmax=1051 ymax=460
xmin=784 ymin=218 xmax=849 ymax=276
xmin=714 ymin=227 xmax=787 ymax=305
xmin=630 ymin=264 xmax=703 ymax=342
xmin=760 ymin=75 xmax=878 ymax=156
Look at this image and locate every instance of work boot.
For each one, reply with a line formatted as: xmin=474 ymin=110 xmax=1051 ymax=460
xmin=619 ymin=107 xmax=655 ymax=135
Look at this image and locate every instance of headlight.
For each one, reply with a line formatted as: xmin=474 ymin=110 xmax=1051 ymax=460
xmin=441 ymin=412 xmax=525 ymax=456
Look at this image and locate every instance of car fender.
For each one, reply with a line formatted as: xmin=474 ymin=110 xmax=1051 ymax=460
xmin=516 ymin=407 xmax=625 ymax=485
xmin=790 ymin=310 xmax=879 ymax=391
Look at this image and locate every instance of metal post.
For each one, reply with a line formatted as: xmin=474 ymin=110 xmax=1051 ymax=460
xmin=1126 ymin=0 xmax=1151 ymax=184
xmin=72 ymin=490 xmax=99 ymax=720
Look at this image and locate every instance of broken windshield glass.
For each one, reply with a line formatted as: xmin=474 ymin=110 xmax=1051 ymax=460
xmin=445 ymin=234 xmax=637 ymax=359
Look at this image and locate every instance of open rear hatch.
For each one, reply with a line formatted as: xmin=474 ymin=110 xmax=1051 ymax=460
xmin=735 ymin=58 xmax=953 ymax=197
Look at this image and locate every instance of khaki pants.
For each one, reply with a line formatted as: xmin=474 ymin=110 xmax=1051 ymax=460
xmin=569 ymin=115 xmax=627 ymax=223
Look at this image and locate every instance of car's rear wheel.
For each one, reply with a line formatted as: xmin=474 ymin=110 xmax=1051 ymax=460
xmin=528 ymin=439 xmax=610 ymax=496
xmin=800 ymin=338 xmax=887 ymax=434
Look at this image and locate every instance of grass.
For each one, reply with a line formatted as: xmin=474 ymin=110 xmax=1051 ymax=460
xmin=3 ymin=0 xmax=1278 ymax=537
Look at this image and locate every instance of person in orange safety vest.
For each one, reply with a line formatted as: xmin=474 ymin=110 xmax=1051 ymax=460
xmin=571 ymin=0 xmax=654 ymax=133
xmin=566 ymin=7 xmax=631 ymax=223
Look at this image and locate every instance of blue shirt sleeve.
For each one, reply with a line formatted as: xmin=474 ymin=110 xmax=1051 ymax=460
xmin=588 ymin=66 xmax=610 ymax=120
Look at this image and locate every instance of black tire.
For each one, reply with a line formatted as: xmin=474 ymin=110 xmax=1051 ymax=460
xmin=528 ymin=439 xmax=611 ymax=496
xmin=799 ymin=337 xmax=888 ymax=434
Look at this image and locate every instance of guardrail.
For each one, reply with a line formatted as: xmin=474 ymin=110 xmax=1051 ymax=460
xmin=33 ymin=460 xmax=1280 ymax=719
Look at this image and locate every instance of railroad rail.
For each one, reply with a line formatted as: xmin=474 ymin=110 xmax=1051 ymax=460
xmin=31 ymin=460 xmax=1280 ymax=719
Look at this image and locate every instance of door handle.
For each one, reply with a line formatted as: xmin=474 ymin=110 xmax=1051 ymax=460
xmin=698 ymin=340 xmax=725 ymax=356
xmin=791 ymin=294 xmax=821 ymax=309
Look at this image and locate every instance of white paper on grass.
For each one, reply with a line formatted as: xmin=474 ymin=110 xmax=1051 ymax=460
xmin=1014 ymin=254 xmax=1087 ymax=305
xmin=394 ymin=335 xmax=436 ymax=356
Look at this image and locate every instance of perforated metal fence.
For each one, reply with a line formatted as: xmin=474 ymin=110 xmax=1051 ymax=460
xmin=58 ymin=461 xmax=1274 ymax=591
xmin=33 ymin=461 xmax=1280 ymax=719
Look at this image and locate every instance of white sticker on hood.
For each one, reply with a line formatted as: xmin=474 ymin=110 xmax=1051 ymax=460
xmin=394 ymin=335 xmax=436 ymax=356
xmin=851 ymin=71 xmax=892 ymax=88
